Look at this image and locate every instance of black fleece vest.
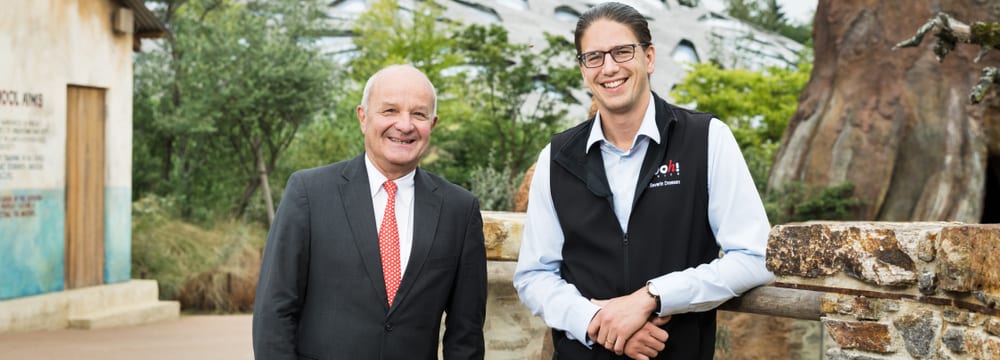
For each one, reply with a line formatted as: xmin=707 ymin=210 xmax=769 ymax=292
xmin=549 ymin=95 xmax=719 ymax=360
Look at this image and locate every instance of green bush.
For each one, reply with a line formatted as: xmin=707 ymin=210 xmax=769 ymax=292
xmin=468 ymin=165 xmax=519 ymax=211
xmin=765 ymin=182 xmax=865 ymax=224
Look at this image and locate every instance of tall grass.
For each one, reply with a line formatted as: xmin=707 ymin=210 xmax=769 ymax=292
xmin=132 ymin=196 xmax=267 ymax=312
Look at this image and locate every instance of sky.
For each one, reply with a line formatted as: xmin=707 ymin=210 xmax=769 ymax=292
xmin=700 ymin=0 xmax=818 ymax=25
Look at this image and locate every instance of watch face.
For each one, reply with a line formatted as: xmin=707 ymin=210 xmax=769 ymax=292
xmin=647 ymin=284 xmax=659 ymax=297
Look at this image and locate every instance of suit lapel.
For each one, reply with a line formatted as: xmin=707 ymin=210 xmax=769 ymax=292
xmin=339 ymin=155 xmax=390 ymax=309
xmin=388 ymin=168 xmax=442 ymax=316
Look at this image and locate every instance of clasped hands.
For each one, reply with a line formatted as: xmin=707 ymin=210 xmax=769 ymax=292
xmin=587 ymin=288 xmax=671 ymax=360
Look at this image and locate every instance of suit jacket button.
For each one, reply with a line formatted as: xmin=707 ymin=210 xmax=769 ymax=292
xmin=385 ymin=323 xmax=393 ymax=332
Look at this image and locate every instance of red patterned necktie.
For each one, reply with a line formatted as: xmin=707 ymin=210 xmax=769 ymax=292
xmin=379 ymin=180 xmax=401 ymax=306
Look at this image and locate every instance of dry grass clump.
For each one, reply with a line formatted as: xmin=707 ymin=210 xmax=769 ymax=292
xmin=132 ymin=196 xmax=266 ymax=312
xmin=178 ymin=244 xmax=261 ymax=312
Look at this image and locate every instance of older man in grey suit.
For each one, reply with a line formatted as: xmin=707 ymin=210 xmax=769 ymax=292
xmin=253 ymin=64 xmax=487 ymax=360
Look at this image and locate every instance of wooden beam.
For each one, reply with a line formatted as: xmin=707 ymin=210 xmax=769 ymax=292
xmin=718 ymin=285 xmax=824 ymax=321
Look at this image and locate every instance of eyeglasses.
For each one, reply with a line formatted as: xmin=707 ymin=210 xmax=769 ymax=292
xmin=576 ymin=43 xmax=651 ymax=68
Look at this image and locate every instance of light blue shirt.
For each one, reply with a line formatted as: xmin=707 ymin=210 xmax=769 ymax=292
xmin=513 ymin=96 xmax=774 ymax=346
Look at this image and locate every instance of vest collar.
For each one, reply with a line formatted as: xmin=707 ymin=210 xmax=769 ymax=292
xmin=553 ymin=92 xmax=678 ymax=199
xmin=585 ymin=93 xmax=662 ymax=154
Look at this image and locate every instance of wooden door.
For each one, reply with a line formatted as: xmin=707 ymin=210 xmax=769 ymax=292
xmin=65 ymin=86 xmax=105 ymax=289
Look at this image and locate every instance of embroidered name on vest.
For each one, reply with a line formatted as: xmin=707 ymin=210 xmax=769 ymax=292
xmin=649 ymin=159 xmax=681 ymax=188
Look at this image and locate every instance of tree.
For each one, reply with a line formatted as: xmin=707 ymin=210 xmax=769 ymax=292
xmin=134 ymin=0 xmax=334 ymax=222
xmin=671 ymin=62 xmax=810 ymax=191
xmin=669 ymin=61 xmax=864 ymax=223
xmin=724 ymin=0 xmax=812 ymax=45
xmin=894 ymin=12 xmax=1000 ymax=104
xmin=315 ymin=0 xmax=581 ymax=210
xmin=275 ymin=0 xmax=465 ymax=196
xmin=756 ymin=0 xmax=787 ymax=32
xmin=349 ymin=0 xmax=465 ymax=88
xmin=342 ymin=0 xmax=468 ymax=172
xmin=445 ymin=25 xmax=581 ymax=209
xmin=723 ymin=0 xmax=759 ymax=26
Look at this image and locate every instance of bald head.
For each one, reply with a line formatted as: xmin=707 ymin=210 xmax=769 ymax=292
xmin=356 ymin=64 xmax=440 ymax=179
xmin=360 ymin=64 xmax=438 ymax=117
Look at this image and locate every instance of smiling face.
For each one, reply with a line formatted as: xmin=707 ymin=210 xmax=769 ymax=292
xmin=578 ymin=19 xmax=655 ymax=118
xmin=358 ymin=66 xmax=438 ymax=179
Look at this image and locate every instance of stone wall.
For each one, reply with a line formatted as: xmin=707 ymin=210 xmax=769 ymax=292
xmin=481 ymin=212 xmax=550 ymax=359
xmin=768 ymin=222 xmax=1000 ymax=359
xmin=482 ymin=214 xmax=1000 ymax=359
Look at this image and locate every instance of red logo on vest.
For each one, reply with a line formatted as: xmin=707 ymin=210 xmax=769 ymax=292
xmin=650 ymin=159 xmax=681 ymax=188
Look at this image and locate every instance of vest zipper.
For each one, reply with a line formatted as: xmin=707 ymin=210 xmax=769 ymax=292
xmin=622 ymin=233 xmax=630 ymax=290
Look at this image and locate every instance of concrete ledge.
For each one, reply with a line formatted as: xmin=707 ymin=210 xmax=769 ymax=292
xmin=69 ymin=300 xmax=180 ymax=329
xmin=0 ymin=290 xmax=70 ymax=332
xmin=65 ymin=279 xmax=161 ymax=315
xmin=0 ymin=279 xmax=179 ymax=333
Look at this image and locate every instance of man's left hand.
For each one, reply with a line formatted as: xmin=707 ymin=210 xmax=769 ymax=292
xmin=623 ymin=315 xmax=671 ymax=360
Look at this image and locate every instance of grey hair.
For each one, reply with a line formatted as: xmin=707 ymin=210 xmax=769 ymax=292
xmin=359 ymin=64 xmax=438 ymax=117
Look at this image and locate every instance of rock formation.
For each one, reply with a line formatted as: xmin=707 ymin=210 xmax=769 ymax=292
xmin=768 ymin=0 xmax=1000 ymax=223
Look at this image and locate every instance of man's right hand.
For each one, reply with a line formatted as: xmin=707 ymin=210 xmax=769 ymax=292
xmin=623 ymin=316 xmax=671 ymax=360
xmin=587 ymin=288 xmax=659 ymax=354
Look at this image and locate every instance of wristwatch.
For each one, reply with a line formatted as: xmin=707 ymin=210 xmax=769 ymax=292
xmin=646 ymin=283 xmax=661 ymax=313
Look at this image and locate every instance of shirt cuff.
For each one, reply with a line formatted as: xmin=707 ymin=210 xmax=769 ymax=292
xmin=566 ymin=299 xmax=602 ymax=347
xmin=645 ymin=281 xmax=663 ymax=317
xmin=648 ymin=274 xmax=693 ymax=315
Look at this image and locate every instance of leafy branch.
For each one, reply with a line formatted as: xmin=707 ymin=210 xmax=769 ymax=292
xmin=894 ymin=12 xmax=1000 ymax=103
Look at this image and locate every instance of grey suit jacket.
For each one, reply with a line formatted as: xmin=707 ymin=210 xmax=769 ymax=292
xmin=253 ymin=154 xmax=487 ymax=360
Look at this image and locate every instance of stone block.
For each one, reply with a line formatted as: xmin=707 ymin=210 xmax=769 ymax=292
xmin=824 ymin=319 xmax=894 ymax=354
xmin=985 ymin=317 xmax=1000 ymax=337
xmin=974 ymin=290 xmax=1000 ymax=309
xmin=767 ymin=224 xmax=841 ymax=277
xmin=822 ymin=293 xmax=854 ymax=315
xmin=767 ymin=223 xmax=921 ymax=286
xmin=482 ymin=211 xmax=526 ymax=261
xmin=917 ymin=231 xmax=937 ymax=262
xmin=892 ymin=310 xmax=939 ymax=358
xmin=918 ymin=271 xmax=938 ymax=295
xmin=964 ymin=329 xmax=1000 ymax=360
xmin=825 ymin=348 xmax=891 ymax=360
xmin=820 ymin=293 xmax=902 ymax=320
xmin=852 ymin=296 xmax=890 ymax=321
xmin=934 ymin=348 xmax=956 ymax=360
xmin=838 ymin=227 xmax=917 ymax=287
xmin=941 ymin=327 xmax=966 ymax=354
xmin=937 ymin=225 xmax=1000 ymax=305
xmin=942 ymin=308 xmax=981 ymax=326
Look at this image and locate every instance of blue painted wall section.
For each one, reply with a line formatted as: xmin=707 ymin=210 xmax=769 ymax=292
xmin=104 ymin=186 xmax=131 ymax=284
xmin=0 ymin=189 xmax=65 ymax=300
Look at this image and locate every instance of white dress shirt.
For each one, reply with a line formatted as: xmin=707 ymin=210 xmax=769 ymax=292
xmin=365 ymin=155 xmax=416 ymax=276
xmin=513 ymin=95 xmax=774 ymax=346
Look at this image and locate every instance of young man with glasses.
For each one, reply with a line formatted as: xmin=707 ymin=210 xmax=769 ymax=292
xmin=513 ymin=2 xmax=773 ymax=359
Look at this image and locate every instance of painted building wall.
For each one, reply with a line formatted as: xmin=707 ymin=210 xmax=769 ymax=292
xmin=0 ymin=0 xmax=134 ymax=300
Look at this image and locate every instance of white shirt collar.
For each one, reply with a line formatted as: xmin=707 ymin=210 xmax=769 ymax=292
xmin=364 ymin=154 xmax=416 ymax=197
xmin=585 ymin=92 xmax=660 ymax=153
